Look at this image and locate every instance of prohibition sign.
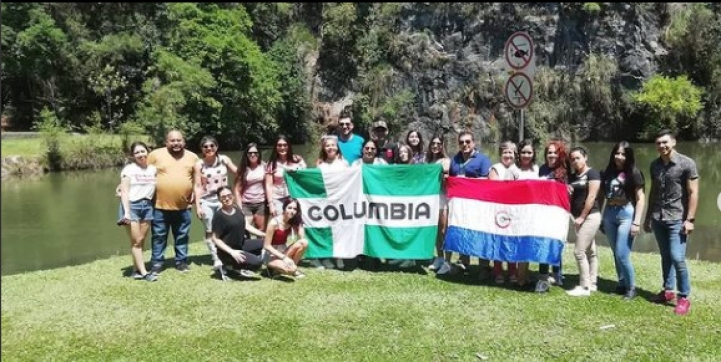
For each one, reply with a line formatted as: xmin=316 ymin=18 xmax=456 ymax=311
xmin=504 ymin=72 xmax=533 ymax=109
xmin=504 ymin=32 xmax=534 ymax=70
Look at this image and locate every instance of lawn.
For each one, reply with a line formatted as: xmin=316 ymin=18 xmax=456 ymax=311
xmin=2 ymin=242 xmax=720 ymax=361
xmin=1 ymin=134 xmax=152 ymax=159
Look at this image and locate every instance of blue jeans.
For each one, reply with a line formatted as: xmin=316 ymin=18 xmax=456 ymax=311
xmin=652 ymin=219 xmax=690 ymax=297
xmin=603 ymin=203 xmax=635 ymax=289
xmin=151 ymin=209 xmax=192 ymax=266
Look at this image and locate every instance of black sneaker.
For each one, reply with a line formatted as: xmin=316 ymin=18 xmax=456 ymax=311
xmin=142 ymin=273 xmax=158 ymax=282
xmin=131 ymin=270 xmax=144 ymax=280
xmin=623 ymin=288 xmax=637 ymax=301
xmin=175 ymin=262 xmax=190 ymax=273
xmin=615 ymin=285 xmax=627 ymax=295
xmin=150 ymin=263 xmax=163 ymax=276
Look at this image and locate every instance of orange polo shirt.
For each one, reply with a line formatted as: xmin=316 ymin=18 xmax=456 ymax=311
xmin=148 ymin=148 xmax=199 ymax=210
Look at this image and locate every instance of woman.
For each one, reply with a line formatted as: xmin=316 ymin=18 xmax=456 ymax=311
xmin=514 ymin=139 xmax=540 ymax=287
xmin=264 ymin=198 xmax=309 ymax=278
xmin=426 ymin=135 xmax=452 ymax=275
xmin=118 ymin=141 xmax=158 ymax=282
xmin=566 ymin=146 xmax=602 ymax=297
xmin=352 ymin=139 xmax=388 ymax=167
xmin=194 ymin=136 xmax=238 ymax=270
xmin=395 ymin=144 xmax=413 ymax=164
xmin=211 ymin=186 xmax=267 ymax=281
xmin=265 ymin=135 xmax=307 ymax=217
xmin=233 ymin=143 xmax=267 ymax=231
xmin=316 ymin=135 xmax=350 ymax=170
xmin=315 ymin=135 xmax=349 ymax=269
xmin=535 ymin=139 xmax=570 ymax=293
xmin=489 ymin=141 xmax=521 ymax=284
xmin=600 ymin=141 xmax=645 ymax=300
xmin=406 ymin=130 xmax=426 ymax=164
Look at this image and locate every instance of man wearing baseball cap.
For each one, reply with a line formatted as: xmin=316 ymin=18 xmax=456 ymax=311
xmin=371 ymin=120 xmax=399 ymax=164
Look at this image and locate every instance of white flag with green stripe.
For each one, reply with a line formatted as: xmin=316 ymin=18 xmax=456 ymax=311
xmin=285 ymin=164 xmax=441 ymax=259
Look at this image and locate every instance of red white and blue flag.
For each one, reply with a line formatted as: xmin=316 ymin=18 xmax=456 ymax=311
xmin=444 ymin=178 xmax=570 ymax=266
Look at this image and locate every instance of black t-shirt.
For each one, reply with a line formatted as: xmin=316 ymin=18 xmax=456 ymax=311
xmin=211 ymin=205 xmax=246 ymax=249
xmin=569 ymin=168 xmax=601 ymax=217
xmin=601 ymin=166 xmax=645 ymax=205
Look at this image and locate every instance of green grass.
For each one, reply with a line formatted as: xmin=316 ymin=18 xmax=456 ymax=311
xmin=2 ymin=243 xmax=720 ymax=361
xmin=1 ymin=134 xmax=152 ymax=159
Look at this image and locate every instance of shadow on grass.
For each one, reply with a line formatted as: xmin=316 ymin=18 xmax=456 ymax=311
xmin=303 ymin=257 xmax=432 ymax=275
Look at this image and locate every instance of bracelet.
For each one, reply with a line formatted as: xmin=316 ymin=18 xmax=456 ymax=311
xmin=686 ymin=218 xmax=695 ymax=223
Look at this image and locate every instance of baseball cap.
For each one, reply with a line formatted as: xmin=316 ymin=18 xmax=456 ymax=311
xmin=372 ymin=120 xmax=388 ymax=130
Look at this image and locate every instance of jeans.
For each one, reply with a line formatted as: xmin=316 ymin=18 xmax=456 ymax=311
xmin=603 ymin=203 xmax=636 ymax=289
xmin=151 ymin=208 xmax=192 ymax=266
xmin=652 ymin=219 xmax=691 ymax=297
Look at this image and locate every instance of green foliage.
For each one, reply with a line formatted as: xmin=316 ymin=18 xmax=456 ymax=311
xmin=33 ymin=107 xmax=69 ymax=170
xmin=582 ymin=3 xmax=602 ymax=15
xmin=633 ymin=75 xmax=704 ymax=136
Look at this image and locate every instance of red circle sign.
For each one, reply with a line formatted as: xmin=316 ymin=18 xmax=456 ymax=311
xmin=504 ymin=72 xmax=533 ymax=109
xmin=504 ymin=32 xmax=534 ymax=70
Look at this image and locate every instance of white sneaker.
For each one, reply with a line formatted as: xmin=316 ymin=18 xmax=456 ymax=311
xmin=590 ymin=284 xmax=598 ymax=292
xmin=436 ymin=262 xmax=452 ymax=275
xmin=535 ymin=280 xmax=551 ymax=293
xmin=566 ymin=286 xmax=591 ymax=297
xmin=336 ymin=259 xmax=345 ymax=269
xmin=321 ymin=259 xmax=336 ymax=269
xmin=429 ymin=257 xmax=444 ymax=270
xmin=398 ymin=260 xmax=416 ymax=268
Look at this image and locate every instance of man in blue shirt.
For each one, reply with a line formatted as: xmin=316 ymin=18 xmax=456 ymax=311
xmin=447 ymin=131 xmax=492 ymax=277
xmin=337 ymin=113 xmax=365 ymax=165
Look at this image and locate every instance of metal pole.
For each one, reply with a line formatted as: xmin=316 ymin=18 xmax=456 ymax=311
xmin=519 ymin=108 xmax=524 ymax=143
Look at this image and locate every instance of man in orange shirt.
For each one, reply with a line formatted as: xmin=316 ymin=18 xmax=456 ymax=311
xmin=148 ymin=130 xmax=200 ymax=274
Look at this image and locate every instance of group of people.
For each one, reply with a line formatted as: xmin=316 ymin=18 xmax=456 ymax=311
xmin=116 ymin=117 xmax=699 ymax=316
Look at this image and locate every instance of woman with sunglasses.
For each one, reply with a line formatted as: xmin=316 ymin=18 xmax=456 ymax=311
xmin=118 ymin=141 xmax=158 ymax=281
xmin=211 ymin=186 xmax=267 ymax=281
xmin=265 ymin=135 xmax=307 ymax=218
xmin=194 ymin=136 xmax=239 ymax=270
xmin=352 ymin=139 xmax=388 ymax=167
xmin=233 ymin=143 xmax=267 ymax=231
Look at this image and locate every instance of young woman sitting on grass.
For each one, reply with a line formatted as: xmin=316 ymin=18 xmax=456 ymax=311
xmin=264 ymin=198 xmax=309 ymax=278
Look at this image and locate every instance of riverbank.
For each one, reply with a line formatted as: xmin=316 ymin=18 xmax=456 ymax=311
xmin=2 ymin=242 xmax=719 ymax=360
xmin=1 ymin=133 xmax=151 ymax=178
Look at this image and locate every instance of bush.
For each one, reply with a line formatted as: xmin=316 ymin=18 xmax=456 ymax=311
xmin=34 ymin=107 xmax=69 ymax=170
xmin=632 ymin=74 xmax=704 ymax=138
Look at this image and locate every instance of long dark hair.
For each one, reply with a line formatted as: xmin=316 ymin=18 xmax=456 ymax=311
xmin=426 ymin=134 xmax=447 ymax=163
xmin=516 ymin=139 xmax=537 ymax=168
xmin=267 ymin=135 xmax=301 ymax=172
xmin=236 ymin=142 xmax=263 ymax=191
xmin=603 ymin=141 xmax=640 ymax=196
xmin=405 ymin=130 xmax=424 ymax=158
xmin=128 ymin=141 xmax=150 ymax=164
xmin=282 ymin=198 xmax=303 ymax=229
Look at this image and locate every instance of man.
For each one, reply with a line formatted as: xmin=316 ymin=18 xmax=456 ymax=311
xmin=148 ymin=129 xmax=200 ymax=274
xmin=370 ymin=120 xmax=398 ymax=164
xmin=444 ymin=131 xmax=492 ymax=276
xmin=643 ymin=129 xmax=699 ymax=316
xmin=337 ymin=113 xmax=365 ymax=165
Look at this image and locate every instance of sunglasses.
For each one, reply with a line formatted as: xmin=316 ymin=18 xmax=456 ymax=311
xmin=431 ymin=141 xmax=442 ymax=145
xmin=364 ymin=147 xmax=376 ymax=151
xmin=339 ymin=122 xmax=351 ymax=127
xmin=459 ymin=140 xmax=472 ymax=145
xmin=247 ymin=151 xmax=259 ymax=155
xmin=203 ymin=144 xmax=217 ymax=149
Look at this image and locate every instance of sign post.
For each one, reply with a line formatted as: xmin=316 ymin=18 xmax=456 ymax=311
xmin=503 ymin=32 xmax=535 ymax=143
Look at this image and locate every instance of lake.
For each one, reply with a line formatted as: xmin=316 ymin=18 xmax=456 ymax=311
xmin=2 ymin=142 xmax=720 ymax=275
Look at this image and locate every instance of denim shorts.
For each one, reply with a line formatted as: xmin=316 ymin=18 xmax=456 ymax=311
xmin=200 ymin=198 xmax=222 ymax=232
xmin=117 ymin=199 xmax=154 ymax=223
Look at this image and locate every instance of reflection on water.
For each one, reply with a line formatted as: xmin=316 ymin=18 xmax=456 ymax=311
xmin=1 ymin=142 xmax=720 ymax=275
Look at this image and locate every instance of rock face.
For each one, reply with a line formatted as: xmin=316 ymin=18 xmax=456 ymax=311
xmin=1 ymin=156 xmax=45 ymax=179
xmin=314 ymin=3 xmax=671 ymax=143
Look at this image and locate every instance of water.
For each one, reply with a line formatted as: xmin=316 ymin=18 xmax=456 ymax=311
xmin=2 ymin=142 xmax=720 ymax=275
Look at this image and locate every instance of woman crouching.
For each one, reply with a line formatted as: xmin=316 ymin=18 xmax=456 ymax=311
xmin=264 ymin=198 xmax=309 ymax=278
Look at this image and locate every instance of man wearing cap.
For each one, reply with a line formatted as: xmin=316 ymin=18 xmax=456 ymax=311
xmin=337 ymin=113 xmax=365 ymax=165
xmin=370 ymin=120 xmax=399 ymax=164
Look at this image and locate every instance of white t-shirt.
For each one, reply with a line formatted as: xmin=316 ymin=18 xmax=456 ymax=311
xmin=517 ymin=164 xmax=540 ymax=180
xmin=351 ymin=158 xmax=388 ymax=167
xmin=317 ymin=157 xmax=349 ymax=171
xmin=121 ymin=163 xmax=157 ymax=201
xmin=490 ymin=162 xmax=520 ymax=180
